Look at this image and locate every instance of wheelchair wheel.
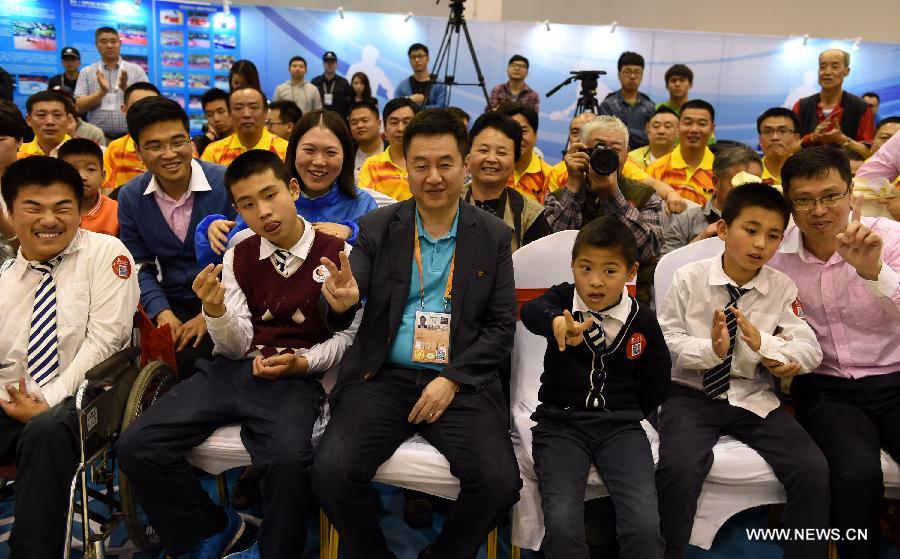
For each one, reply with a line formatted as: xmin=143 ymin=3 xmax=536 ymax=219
xmin=118 ymin=360 xmax=178 ymax=553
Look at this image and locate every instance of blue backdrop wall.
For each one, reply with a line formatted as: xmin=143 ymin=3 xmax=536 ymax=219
xmin=240 ymin=5 xmax=900 ymax=163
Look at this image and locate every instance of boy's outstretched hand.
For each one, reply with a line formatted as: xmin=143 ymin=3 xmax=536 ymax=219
xmin=552 ymin=310 xmax=594 ymax=352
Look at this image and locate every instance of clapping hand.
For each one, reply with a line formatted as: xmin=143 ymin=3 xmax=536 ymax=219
xmin=320 ymin=251 xmax=360 ymax=314
xmin=711 ymin=309 xmax=730 ymax=358
xmin=192 ymin=264 xmax=225 ymax=318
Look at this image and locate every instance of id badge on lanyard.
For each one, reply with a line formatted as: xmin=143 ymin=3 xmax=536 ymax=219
xmin=411 ymin=228 xmax=454 ymax=365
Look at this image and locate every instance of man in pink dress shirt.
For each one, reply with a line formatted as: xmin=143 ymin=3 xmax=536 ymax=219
xmin=769 ymin=145 xmax=900 ymax=559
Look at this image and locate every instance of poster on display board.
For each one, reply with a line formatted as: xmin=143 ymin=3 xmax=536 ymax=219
xmin=155 ymin=1 xmax=239 ymax=134
xmin=64 ymin=0 xmax=153 ymax=81
xmin=0 ymin=0 xmax=65 ymax=108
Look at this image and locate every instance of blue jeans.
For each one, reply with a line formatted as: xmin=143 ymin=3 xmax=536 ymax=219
xmin=311 ymin=366 xmax=521 ymax=559
xmin=532 ymin=406 xmax=663 ymax=559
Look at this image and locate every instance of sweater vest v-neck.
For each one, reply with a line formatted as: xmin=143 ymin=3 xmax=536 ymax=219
xmin=232 ymin=232 xmax=343 ymax=357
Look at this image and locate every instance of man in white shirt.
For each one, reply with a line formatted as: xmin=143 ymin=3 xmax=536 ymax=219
xmin=117 ymin=150 xmax=358 ymax=559
xmin=272 ymin=56 xmax=323 ymax=115
xmin=656 ymin=182 xmax=829 ymax=559
xmin=0 ymin=155 xmax=139 ymax=558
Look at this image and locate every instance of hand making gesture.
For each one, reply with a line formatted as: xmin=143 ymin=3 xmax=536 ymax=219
xmin=551 ymin=310 xmax=594 ymax=352
xmin=320 ymin=251 xmax=360 ymax=314
xmin=836 ymin=195 xmax=883 ymax=281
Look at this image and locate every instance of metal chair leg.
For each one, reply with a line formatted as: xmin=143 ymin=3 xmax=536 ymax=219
xmin=828 ymin=541 xmax=840 ymax=559
xmin=63 ymin=463 xmax=85 ymax=559
xmin=510 ymin=545 xmax=521 ymax=559
xmin=319 ymin=509 xmax=330 ymax=559
xmin=486 ymin=527 xmax=498 ymax=559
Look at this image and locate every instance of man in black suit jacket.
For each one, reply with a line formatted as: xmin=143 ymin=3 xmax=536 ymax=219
xmin=312 ymin=109 xmax=521 ymax=559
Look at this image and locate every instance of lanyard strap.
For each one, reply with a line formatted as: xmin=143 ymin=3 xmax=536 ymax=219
xmin=413 ymin=226 xmax=455 ymax=310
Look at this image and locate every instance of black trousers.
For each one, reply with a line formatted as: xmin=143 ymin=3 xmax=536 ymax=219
xmin=116 ymin=357 xmax=324 ymax=557
xmin=791 ymin=371 xmax=900 ymax=559
xmin=168 ymin=298 xmax=215 ymax=378
xmin=3 ymin=398 xmax=80 ymax=559
xmin=311 ymin=367 xmax=522 ymax=559
xmin=656 ymin=384 xmax=830 ymax=559
xmin=532 ymin=407 xmax=664 ymax=559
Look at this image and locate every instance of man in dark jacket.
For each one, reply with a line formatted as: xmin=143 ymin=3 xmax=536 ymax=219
xmin=312 ymin=108 xmax=521 ymax=559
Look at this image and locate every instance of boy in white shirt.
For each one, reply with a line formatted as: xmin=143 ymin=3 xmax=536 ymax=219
xmin=116 ymin=150 xmax=358 ymax=559
xmin=656 ymin=182 xmax=829 ymax=559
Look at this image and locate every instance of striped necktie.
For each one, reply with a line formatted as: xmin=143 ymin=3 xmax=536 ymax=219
xmin=702 ymin=284 xmax=749 ymax=399
xmin=272 ymin=249 xmax=289 ymax=274
xmin=576 ymin=310 xmax=607 ymax=354
xmin=28 ymin=256 xmax=63 ymax=387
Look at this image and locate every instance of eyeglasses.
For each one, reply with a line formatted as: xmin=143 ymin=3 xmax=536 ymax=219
xmin=508 ymin=63 xmax=528 ymax=69
xmin=790 ymin=187 xmax=850 ymax=211
xmin=620 ymin=69 xmax=643 ymax=77
xmin=140 ymin=138 xmax=190 ymax=154
xmin=760 ymin=127 xmax=797 ymax=138
xmin=409 ymin=54 xmax=427 ymax=60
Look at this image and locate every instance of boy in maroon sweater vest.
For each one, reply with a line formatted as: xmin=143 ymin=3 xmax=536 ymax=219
xmin=117 ymin=150 xmax=357 ymax=559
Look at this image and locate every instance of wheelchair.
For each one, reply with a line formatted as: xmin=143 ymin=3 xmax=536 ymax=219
xmin=50 ymin=347 xmax=178 ymax=558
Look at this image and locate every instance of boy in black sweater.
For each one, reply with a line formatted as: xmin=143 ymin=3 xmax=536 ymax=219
xmin=521 ymin=216 xmax=670 ymax=559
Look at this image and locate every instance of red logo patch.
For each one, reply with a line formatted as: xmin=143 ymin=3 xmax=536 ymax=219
xmin=626 ymin=332 xmax=647 ymax=360
xmin=791 ymin=298 xmax=805 ymax=320
xmin=112 ymin=255 xmax=131 ymax=279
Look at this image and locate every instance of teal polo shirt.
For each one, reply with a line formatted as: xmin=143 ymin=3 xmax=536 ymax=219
xmin=386 ymin=206 xmax=460 ymax=371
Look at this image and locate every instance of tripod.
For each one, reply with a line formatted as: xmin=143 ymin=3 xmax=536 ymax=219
xmin=424 ymin=0 xmax=490 ymax=108
xmin=546 ymin=70 xmax=607 ymax=156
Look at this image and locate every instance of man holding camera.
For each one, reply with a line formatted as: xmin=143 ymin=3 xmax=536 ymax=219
xmin=545 ymin=115 xmax=663 ymax=303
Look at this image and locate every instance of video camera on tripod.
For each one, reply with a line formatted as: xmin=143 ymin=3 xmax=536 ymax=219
xmin=546 ymin=70 xmax=608 ymax=116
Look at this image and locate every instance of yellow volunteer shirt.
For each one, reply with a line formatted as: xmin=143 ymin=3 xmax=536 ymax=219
xmin=358 ymin=149 xmax=411 ymax=201
xmin=546 ymin=158 xmax=651 ymax=191
xmin=103 ymin=134 xmax=146 ymax=190
xmin=508 ymin=153 xmax=552 ymax=204
xmin=761 ymin=156 xmax=780 ymax=186
xmin=201 ymin=129 xmax=288 ymax=166
xmin=646 ymin=145 xmax=715 ymax=205
xmin=17 ymin=134 xmax=72 ymax=159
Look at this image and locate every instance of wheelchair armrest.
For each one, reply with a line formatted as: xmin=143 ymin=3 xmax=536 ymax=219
xmin=84 ymin=347 xmax=142 ymax=387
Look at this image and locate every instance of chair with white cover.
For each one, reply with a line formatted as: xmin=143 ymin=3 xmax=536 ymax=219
xmin=509 ymin=230 xmax=646 ymax=553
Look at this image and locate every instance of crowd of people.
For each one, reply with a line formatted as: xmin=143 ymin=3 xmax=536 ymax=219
xmin=0 ymin=23 xmax=898 ymax=559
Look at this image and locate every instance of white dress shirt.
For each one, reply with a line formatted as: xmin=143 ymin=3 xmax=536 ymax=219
xmin=0 ymin=230 xmax=140 ymax=406
xmin=571 ymin=286 xmax=632 ymax=343
xmin=657 ymin=254 xmax=823 ymax=417
xmin=204 ymin=216 xmax=359 ymax=372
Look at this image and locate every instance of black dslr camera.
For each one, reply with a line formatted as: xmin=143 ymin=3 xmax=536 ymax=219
xmin=579 ymin=142 xmax=619 ymax=176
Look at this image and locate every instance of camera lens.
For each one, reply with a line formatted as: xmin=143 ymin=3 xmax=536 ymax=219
xmin=589 ymin=145 xmax=619 ymax=176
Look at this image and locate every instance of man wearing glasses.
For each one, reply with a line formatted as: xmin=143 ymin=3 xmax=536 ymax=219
xmin=395 ymin=44 xmax=448 ymax=109
xmin=599 ymin=51 xmax=656 ymax=151
xmin=756 ymin=108 xmax=802 ymax=186
xmin=770 ymin=145 xmax=900 ymax=559
xmin=117 ymin=96 xmax=236 ymax=377
xmin=489 ymin=55 xmax=540 ymax=112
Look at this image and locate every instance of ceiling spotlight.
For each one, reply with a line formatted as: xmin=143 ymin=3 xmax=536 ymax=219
xmin=338 ymin=6 xmax=345 ymax=19
xmin=802 ymin=34 xmax=809 ymax=46
xmin=543 ymin=20 xmax=551 ymax=32
xmin=222 ymin=0 xmax=231 ymax=15
xmin=610 ymin=21 xmax=618 ymax=34
xmin=404 ymin=11 xmax=413 ymax=22
xmin=852 ymin=36 xmax=861 ymax=50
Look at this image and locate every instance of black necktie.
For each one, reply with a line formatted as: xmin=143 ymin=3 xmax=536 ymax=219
xmin=702 ymin=284 xmax=749 ymax=399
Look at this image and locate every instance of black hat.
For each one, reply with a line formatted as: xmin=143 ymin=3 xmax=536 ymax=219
xmin=61 ymin=47 xmax=80 ymax=59
xmin=322 ymin=51 xmax=337 ymax=62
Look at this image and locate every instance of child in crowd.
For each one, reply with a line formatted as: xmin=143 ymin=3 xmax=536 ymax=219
xmin=521 ymin=216 xmax=670 ymax=559
xmin=195 ymin=109 xmax=377 ymax=266
xmin=59 ymin=138 xmax=118 ymax=236
xmin=656 ymin=182 xmax=829 ymax=559
xmin=117 ymin=149 xmax=359 ymax=559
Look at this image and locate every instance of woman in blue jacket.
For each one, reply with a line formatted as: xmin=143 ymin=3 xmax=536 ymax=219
xmin=195 ymin=109 xmax=378 ymax=265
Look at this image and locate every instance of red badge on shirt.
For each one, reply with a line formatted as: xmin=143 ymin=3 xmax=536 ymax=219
xmin=112 ymin=255 xmax=131 ymax=279
xmin=791 ymin=297 xmax=806 ymax=320
xmin=626 ymin=333 xmax=646 ymax=360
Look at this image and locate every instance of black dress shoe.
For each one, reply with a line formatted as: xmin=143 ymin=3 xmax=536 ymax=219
xmin=231 ymin=466 xmax=262 ymax=511
xmin=402 ymin=491 xmax=434 ymax=529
